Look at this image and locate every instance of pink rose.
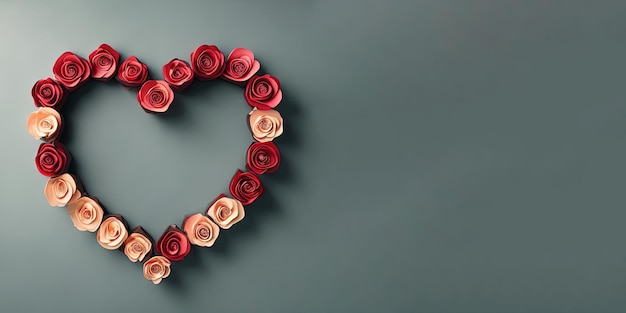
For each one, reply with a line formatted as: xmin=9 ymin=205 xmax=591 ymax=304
xmin=116 ymin=56 xmax=149 ymax=88
xmin=222 ymin=48 xmax=260 ymax=83
xmin=67 ymin=196 xmax=105 ymax=232
xmin=137 ymin=80 xmax=174 ymax=113
xmin=45 ymin=173 xmax=82 ymax=207
xmin=143 ymin=256 xmax=171 ymax=284
xmin=124 ymin=226 xmax=154 ymax=263
xmin=206 ymin=194 xmax=245 ymax=229
xmin=248 ymin=108 xmax=284 ymax=142
xmin=183 ymin=214 xmax=220 ymax=247
xmin=89 ymin=44 xmax=120 ymax=81
xmin=162 ymin=59 xmax=194 ymax=92
xmin=52 ymin=52 xmax=91 ymax=91
xmin=27 ymin=107 xmax=62 ymax=142
xmin=190 ymin=45 xmax=225 ymax=80
xmin=244 ymin=74 xmax=283 ymax=110
xmin=31 ymin=78 xmax=67 ymax=109
xmin=96 ymin=214 xmax=129 ymax=250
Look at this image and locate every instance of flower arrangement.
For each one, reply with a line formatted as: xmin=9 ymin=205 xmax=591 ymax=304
xmin=27 ymin=44 xmax=284 ymax=284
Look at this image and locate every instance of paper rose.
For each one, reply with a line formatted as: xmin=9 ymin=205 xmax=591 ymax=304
xmin=223 ymin=48 xmax=260 ymax=83
xmin=143 ymin=256 xmax=171 ymax=284
xmin=162 ymin=59 xmax=194 ymax=92
xmin=246 ymin=141 xmax=280 ymax=175
xmin=52 ymin=52 xmax=91 ymax=91
xmin=45 ymin=173 xmax=82 ymax=207
xmin=190 ymin=45 xmax=225 ymax=80
xmin=89 ymin=44 xmax=120 ymax=81
xmin=116 ymin=56 xmax=149 ymax=88
xmin=31 ymin=78 xmax=67 ymax=109
xmin=67 ymin=196 xmax=104 ymax=232
xmin=35 ymin=141 xmax=70 ymax=177
xmin=248 ymin=109 xmax=283 ymax=142
xmin=124 ymin=226 xmax=154 ymax=263
xmin=97 ymin=214 xmax=129 ymax=250
xmin=229 ymin=170 xmax=264 ymax=205
xmin=156 ymin=225 xmax=191 ymax=262
xmin=137 ymin=80 xmax=174 ymax=113
xmin=244 ymin=74 xmax=282 ymax=110
xmin=182 ymin=214 xmax=220 ymax=247
xmin=206 ymin=194 xmax=245 ymax=229
xmin=27 ymin=107 xmax=62 ymax=142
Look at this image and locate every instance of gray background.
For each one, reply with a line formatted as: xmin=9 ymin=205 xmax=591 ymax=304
xmin=1 ymin=0 xmax=625 ymax=312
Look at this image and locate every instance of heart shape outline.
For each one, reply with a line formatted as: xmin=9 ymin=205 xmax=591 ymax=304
xmin=27 ymin=44 xmax=285 ymax=284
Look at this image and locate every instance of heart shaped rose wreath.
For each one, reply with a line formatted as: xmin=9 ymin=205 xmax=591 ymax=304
xmin=27 ymin=44 xmax=284 ymax=284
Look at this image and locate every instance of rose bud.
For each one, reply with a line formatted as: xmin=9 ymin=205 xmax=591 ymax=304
xmin=162 ymin=59 xmax=194 ymax=92
xmin=45 ymin=173 xmax=82 ymax=207
xmin=124 ymin=226 xmax=154 ymax=263
xmin=27 ymin=107 xmax=62 ymax=142
xmin=228 ymin=170 xmax=264 ymax=206
xmin=89 ymin=44 xmax=120 ymax=81
xmin=116 ymin=56 xmax=149 ymax=88
xmin=31 ymin=78 xmax=67 ymax=109
xmin=52 ymin=51 xmax=91 ymax=91
xmin=248 ymin=108 xmax=283 ymax=142
xmin=143 ymin=256 xmax=171 ymax=284
xmin=190 ymin=45 xmax=225 ymax=80
xmin=244 ymin=74 xmax=282 ymax=110
xmin=222 ymin=47 xmax=260 ymax=84
xmin=182 ymin=214 xmax=220 ymax=247
xmin=206 ymin=194 xmax=245 ymax=229
xmin=137 ymin=80 xmax=174 ymax=113
xmin=35 ymin=141 xmax=71 ymax=177
xmin=246 ymin=141 xmax=280 ymax=175
xmin=156 ymin=225 xmax=191 ymax=262
xmin=67 ymin=196 xmax=105 ymax=232
xmin=96 ymin=214 xmax=129 ymax=250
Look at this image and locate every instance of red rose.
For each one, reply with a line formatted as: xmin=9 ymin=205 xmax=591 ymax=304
xmin=156 ymin=225 xmax=191 ymax=262
xmin=31 ymin=78 xmax=67 ymax=109
xmin=222 ymin=48 xmax=260 ymax=83
xmin=89 ymin=44 xmax=120 ymax=81
xmin=52 ymin=52 xmax=90 ymax=91
xmin=137 ymin=80 xmax=174 ymax=113
xmin=229 ymin=169 xmax=264 ymax=205
xmin=246 ymin=142 xmax=280 ymax=175
xmin=190 ymin=45 xmax=225 ymax=80
xmin=116 ymin=56 xmax=149 ymax=88
xmin=244 ymin=74 xmax=283 ymax=110
xmin=35 ymin=141 xmax=70 ymax=177
xmin=162 ymin=59 xmax=194 ymax=92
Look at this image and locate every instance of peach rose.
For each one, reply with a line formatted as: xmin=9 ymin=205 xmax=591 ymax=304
xmin=248 ymin=108 xmax=283 ymax=142
xmin=206 ymin=194 xmax=245 ymax=229
xmin=44 ymin=173 xmax=81 ymax=207
xmin=183 ymin=214 xmax=220 ymax=247
xmin=96 ymin=215 xmax=129 ymax=250
xmin=143 ymin=256 xmax=171 ymax=284
xmin=27 ymin=107 xmax=62 ymax=141
xmin=124 ymin=227 xmax=153 ymax=262
xmin=67 ymin=196 xmax=104 ymax=232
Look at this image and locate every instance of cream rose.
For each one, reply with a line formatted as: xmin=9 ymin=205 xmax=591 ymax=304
xmin=96 ymin=215 xmax=129 ymax=250
xmin=143 ymin=256 xmax=171 ymax=284
xmin=249 ymin=108 xmax=283 ymax=142
xmin=183 ymin=214 xmax=220 ymax=247
xmin=67 ymin=196 xmax=104 ymax=232
xmin=206 ymin=195 xmax=245 ymax=229
xmin=44 ymin=173 xmax=81 ymax=207
xmin=27 ymin=107 xmax=62 ymax=141
xmin=124 ymin=228 xmax=153 ymax=262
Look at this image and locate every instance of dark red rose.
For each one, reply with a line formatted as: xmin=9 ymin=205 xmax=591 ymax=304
xmin=229 ymin=169 xmax=264 ymax=205
xmin=156 ymin=225 xmax=191 ymax=262
xmin=246 ymin=142 xmax=280 ymax=175
xmin=162 ymin=59 xmax=194 ymax=92
xmin=89 ymin=44 xmax=120 ymax=81
xmin=190 ymin=45 xmax=225 ymax=80
xmin=35 ymin=141 xmax=70 ymax=177
xmin=31 ymin=78 xmax=67 ymax=109
xmin=137 ymin=80 xmax=174 ymax=113
xmin=116 ymin=56 xmax=149 ymax=88
xmin=52 ymin=52 xmax=91 ymax=91
xmin=244 ymin=74 xmax=283 ymax=110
